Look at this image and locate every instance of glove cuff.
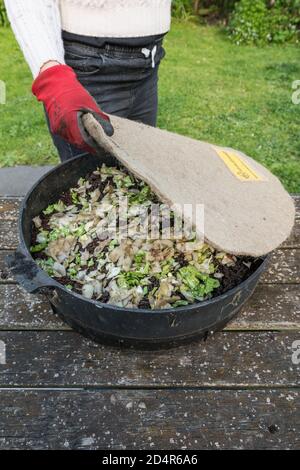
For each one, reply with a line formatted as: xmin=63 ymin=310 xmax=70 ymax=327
xmin=32 ymin=65 xmax=77 ymax=99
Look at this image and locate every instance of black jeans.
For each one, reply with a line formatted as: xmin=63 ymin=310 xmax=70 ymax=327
xmin=47 ymin=38 xmax=165 ymax=162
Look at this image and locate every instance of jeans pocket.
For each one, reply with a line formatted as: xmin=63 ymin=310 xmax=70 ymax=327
xmin=64 ymin=42 xmax=103 ymax=75
xmin=65 ymin=52 xmax=103 ymax=76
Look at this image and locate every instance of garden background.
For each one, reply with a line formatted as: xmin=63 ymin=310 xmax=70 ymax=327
xmin=0 ymin=0 xmax=299 ymax=192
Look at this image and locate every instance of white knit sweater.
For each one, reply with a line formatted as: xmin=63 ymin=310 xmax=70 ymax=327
xmin=5 ymin=0 xmax=171 ymax=78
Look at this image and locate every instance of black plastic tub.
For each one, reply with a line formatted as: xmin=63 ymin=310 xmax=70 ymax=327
xmin=7 ymin=151 xmax=268 ymax=349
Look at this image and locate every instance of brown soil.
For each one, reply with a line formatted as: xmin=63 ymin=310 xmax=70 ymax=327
xmin=214 ymin=256 xmax=262 ymax=296
xmin=60 ymin=191 xmax=73 ymax=206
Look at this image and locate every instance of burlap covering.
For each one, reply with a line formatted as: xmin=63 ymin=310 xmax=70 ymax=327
xmin=83 ymin=113 xmax=295 ymax=257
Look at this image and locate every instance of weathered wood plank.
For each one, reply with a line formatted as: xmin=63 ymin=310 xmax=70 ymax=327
xmin=0 ymin=283 xmax=299 ymax=331
xmin=230 ymin=283 xmax=300 ymax=330
xmin=0 ymin=331 xmax=299 ymax=387
xmin=260 ymin=249 xmax=300 ymax=284
xmin=1 ymin=247 xmax=299 ymax=285
xmin=0 ymin=197 xmax=299 ymax=249
xmin=0 ymin=285 xmax=62 ymax=329
xmin=0 ymin=389 xmax=298 ymax=449
xmin=0 ymin=251 xmax=15 ymax=283
xmin=0 ymin=220 xmax=19 ymax=249
xmin=0 ymin=198 xmax=21 ymax=220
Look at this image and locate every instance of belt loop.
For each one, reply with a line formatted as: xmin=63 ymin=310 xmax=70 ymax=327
xmin=151 ymin=45 xmax=157 ymax=68
xmin=141 ymin=45 xmax=157 ymax=68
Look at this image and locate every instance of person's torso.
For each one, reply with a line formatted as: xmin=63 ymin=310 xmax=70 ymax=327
xmin=59 ymin=0 xmax=172 ymax=39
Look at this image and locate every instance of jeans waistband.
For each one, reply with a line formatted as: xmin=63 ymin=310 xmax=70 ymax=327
xmin=63 ymin=38 xmax=163 ymax=56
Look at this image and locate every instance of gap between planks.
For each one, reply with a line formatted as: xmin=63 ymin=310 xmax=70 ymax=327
xmin=0 ymin=385 xmax=299 ymax=391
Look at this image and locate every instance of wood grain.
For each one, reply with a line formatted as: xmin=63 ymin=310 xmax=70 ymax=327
xmin=0 ymin=198 xmax=21 ymax=220
xmin=260 ymin=249 xmax=300 ymax=284
xmin=0 ymin=196 xmax=299 ymax=450
xmin=0 ymin=330 xmax=299 ymax=387
xmin=0 ymin=389 xmax=298 ymax=449
xmin=230 ymin=283 xmax=300 ymax=330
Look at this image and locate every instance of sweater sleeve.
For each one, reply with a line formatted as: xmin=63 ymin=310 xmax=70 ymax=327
xmin=4 ymin=0 xmax=65 ymax=78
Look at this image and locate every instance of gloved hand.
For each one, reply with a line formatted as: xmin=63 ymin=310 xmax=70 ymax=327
xmin=32 ymin=64 xmax=114 ymax=154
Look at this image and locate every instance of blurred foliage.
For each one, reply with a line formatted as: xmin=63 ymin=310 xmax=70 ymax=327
xmin=0 ymin=0 xmax=8 ymax=27
xmin=228 ymin=0 xmax=300 ymax=44
xmin=172 ymin=0 xmax=239 ymax=20
xmin=173 ymin=0 xmax=299 ymax=43
xmin=172 ymin=0 xmax=196 ymax=20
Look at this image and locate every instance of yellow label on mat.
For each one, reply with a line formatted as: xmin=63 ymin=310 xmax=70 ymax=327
xmin=213 ymin=147 xmax=265 ymax=181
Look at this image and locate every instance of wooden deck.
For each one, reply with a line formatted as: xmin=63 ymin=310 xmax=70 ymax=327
xmin=0 ymin=196 xmax=299 ymax=450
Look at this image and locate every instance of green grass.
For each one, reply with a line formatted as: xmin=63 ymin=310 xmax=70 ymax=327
xmin=0 ymin=22 xmax=299 ymax=191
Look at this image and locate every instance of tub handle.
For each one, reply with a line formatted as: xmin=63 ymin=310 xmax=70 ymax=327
xmin=6 ymin=247 xmax=58 ymax=294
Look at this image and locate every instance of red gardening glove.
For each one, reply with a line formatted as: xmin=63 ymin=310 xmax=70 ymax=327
xmin=32 ymin=64 xmax=114 ymax=154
